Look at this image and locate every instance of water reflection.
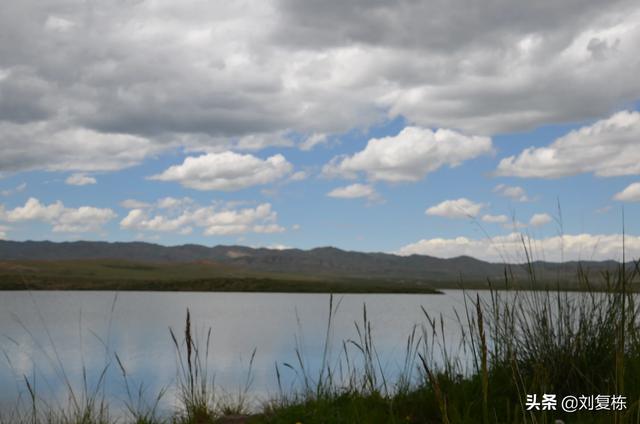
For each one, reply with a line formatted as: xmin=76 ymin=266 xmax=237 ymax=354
xmin=0 ymin=290 xmax=484 ymax=414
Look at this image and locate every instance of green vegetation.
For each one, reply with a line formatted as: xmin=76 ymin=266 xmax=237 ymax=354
xmin=0 ymin=258 xmax=632 ymax=293
xmin=0 ymin=259 xmax=441 ymax=293
xmin=2 ymin=256 xmax=640 ymax=423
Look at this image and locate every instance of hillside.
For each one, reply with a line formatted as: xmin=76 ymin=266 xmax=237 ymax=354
xmin=0 ymin=240 xmax=629 ymax=291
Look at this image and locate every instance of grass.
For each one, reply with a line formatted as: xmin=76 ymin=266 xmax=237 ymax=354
xmin=0 ymin=259 xmax=441 ymax=294
xmin=2 ymin=256 xmax=640 ymax=423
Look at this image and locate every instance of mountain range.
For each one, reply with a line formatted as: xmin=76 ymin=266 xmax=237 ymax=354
xmin=0 ymin=240 xmax=627 ymax=284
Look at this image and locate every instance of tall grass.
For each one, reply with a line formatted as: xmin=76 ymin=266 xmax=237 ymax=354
xmin=2 ymin=255 xmax=639 ymax=423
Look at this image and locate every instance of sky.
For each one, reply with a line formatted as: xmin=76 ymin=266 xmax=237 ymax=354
xmin=1 ymin=0 xmax=640 ymax=262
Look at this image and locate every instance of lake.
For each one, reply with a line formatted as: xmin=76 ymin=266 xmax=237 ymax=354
xmin=0 ymin=290 xmax=529 ymax=414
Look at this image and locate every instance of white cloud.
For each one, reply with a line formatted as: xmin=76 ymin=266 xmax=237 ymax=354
xmin=481 ymin=214 xmax=509 ymax=224
xmin=65 ymin=173 xmax=97 ymax=186
xmin=120 ymin=199 xmax=152 ymax=209
xmin=52 ymin=206 xmax=116 ymax=233
xmin=595 ymin=205 xmax=613 ymax=214
xmin=497 ymin=110 xmax=640 ymax=178
xmin=289 ymin=171 xmax=308 ymax=182
xmin=0 ymin=197 xmax=116 ymax=233
xmin=3 ymin=0 xmax=640 ymax=175
xmin=324 ymin=126 xmax=492 ymax=182
xmin=493 ymin=184 xmax=530 ymax=202
xmin=299 ymin=133 xmax=328 ymax=151
xmin=253 ymin=224 xmax=286 ymax=234
xmin=0 ymin=124 xmax=163 ymax=173
xmin=425 ymin=198 xmax=485 ymax=219
xmin=156 ymin=197 xmax=193 ymax=209
xmin=529 ymin=213 xmax=552 ymax=227
xmin=327 ymin=183 xmax=378 ymax=200
xmin=150 ymin=152 xmax=293 ymax=191
xmin=1 ymin=182 xmax=27 ymax=196
xmin=503 ymin=220 xmax=527 ymax=231
xmin=397 ymin=232 xmax=640 ymax=262
xmin=0 ymin=225 xmax=8 ymax=239
xmin=233 ymin=133 xmax=295 ymax=151
xmin=263 ymin=244 xmax=292 ymax=250
xmin=120 ymin=201 xmax=284 ymax=236
xmin=614 ymin=182 xmax=640 ymax=202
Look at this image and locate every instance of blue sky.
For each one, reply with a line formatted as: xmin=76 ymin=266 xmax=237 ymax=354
xmin=1 ymin=0 xmax=640 ymax=262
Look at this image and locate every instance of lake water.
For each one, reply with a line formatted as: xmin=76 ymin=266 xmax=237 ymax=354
xmin=0 ymin=290 xmax=532 ymax=414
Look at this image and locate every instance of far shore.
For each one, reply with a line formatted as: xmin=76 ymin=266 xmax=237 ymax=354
xmin=0 ymin=258 xmax=633 ymax=293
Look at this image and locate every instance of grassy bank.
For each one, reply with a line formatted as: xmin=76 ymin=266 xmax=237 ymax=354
xmin=0 ymin=259 xmax=441 ymax=294
xmin=2 ymin=258 xmax=640 ymax=423
xmin=0 ymin=258 xmax=631 ymax=293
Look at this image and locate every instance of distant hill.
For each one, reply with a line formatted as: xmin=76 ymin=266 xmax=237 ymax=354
xmin=0 ymin=240 xmax=627 ymax=285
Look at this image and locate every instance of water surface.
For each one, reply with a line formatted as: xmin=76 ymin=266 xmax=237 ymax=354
xmin=0 ymin=290 xmax=515 ymax=413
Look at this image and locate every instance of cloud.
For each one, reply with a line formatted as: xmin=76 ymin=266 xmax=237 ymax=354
xmin=65 ymin=173 xmax=96 ymax=186
xmin=261 ymin=244 xmax=292 ymax=250
xmin=150 ymin=152 xmax=293 ymax=191
xmin=299 ymin=133 xmax=328 ymax=151
xmin=614 ymin=182 xmax=640 ymax=202
xmin=503 ymin=220 xmax=527 ymax=231
xmin=1 ymin=182 xmax=27 ymax=196
xmin=0 ymin=197 xmax=116 ymax=233
xmin=279 ymin=1 xmax=640 ymax=134
xmin=120 ymin=200 xmax=285 ymax=236
xmin=2 ymin=0 xmax=640 ymax=176
xmin=481 ymin=214 xmax=509 ymax=224
xmin=529 ymin=213 xmax=552 ymax=227
xmin=120 ymin=199 xmax=152 ymax=209
xmin=156 ymin=197 xmax=194 ymax=209
xmin=397 ymin=232 xmax=640 ymax=262
xmin=425 ymin=198 xmax=484 ymax=219
xmin=497 ymin=110 xmax=640 ymax=178
xmin=327 ymin=183 xmax=378 ymax=200
xmin=0 ymin=225 xmax=8 ymax=239
xmin=289 ymin=171 xmax=308 ymax=182
xmin=323 ymin=126 xmax=492 ymax=182
xmin=493 ymin=184 xmax=530 ymax=202
xmin=0 ymin=123 xmax=163 ymax=173
xmin=595 ymin=205 xmax=613 ymax=214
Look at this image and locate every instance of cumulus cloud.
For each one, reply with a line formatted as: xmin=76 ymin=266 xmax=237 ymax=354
xmin=120 ymin=200 xmax=285 ymax=236
xmin=323 ymin=127 xmax=492 ymax=182
xmin=0 ymin=197 xmax=116 ymax=233
xmin=503 ymin=220 xmax=527 ymax=231
xmin=156 ymin=197 xmax=194 ymax=209
xmin=497 ymin=110 xmax=640 ymax=178
xmin=425 ymin=198 xmax=485 ymax=219
xmin=327 ymin=183 xmax=378 ymax=200
xmin=150 ymin=152 xmax=293 ymax=191
xmin=120 ymin=199 xmax=152 ymax=209
xmin=3 ymin=0 xmax=640 ymax=174
xmin=0 ymin=123 xmax=162 ymax=172
xmin=65 ymin=173 xmax=96 ymax=186
xmin=397 ymin=232 xmax=640 ymax=262
xmin=614 ymin=182 xmax=640 ymax=202
xmin=529 ymin=213 xmax=552 ymax=227
xmin=493 ymin=184 xmax=530 ymax=202
xmin=0 ymin=225 xmax=8 ymax=239
xmin=289 ymin=171 xmax=308 ymax=182
xmin=481 ymin=214 xmax=509 ymax=224
xmin=299 ymin=133 xmax=328 ymax=151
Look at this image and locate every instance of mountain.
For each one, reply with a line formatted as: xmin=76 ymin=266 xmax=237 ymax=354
xmin=0 ymin=240 xmax=626 ymax=284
